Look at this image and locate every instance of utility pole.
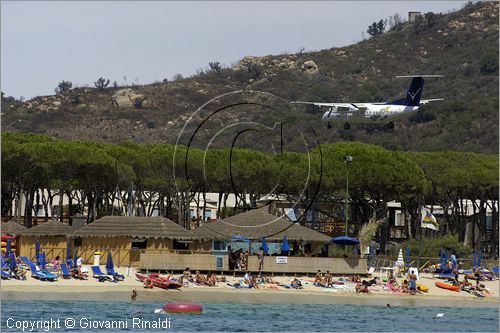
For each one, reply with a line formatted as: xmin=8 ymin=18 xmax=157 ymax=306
xmin=344 ymin=155 xmax=353 ymax=236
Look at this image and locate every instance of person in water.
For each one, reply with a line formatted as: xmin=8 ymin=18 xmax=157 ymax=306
xmin=131 ymin=289 xmax=137 ymax=302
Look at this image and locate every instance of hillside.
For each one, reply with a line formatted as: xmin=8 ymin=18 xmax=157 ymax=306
xmin=1 ymin=1 xmax=498 ymax=153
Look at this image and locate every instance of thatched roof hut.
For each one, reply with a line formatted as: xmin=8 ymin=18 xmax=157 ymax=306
xmin=190 ymin=208 xmax=331 ymax=243
xmin=19 ymin=220 xmax=73 ymax=237
xmin=72 ymin=216 xmax=194 ymax=240
xmin=1 ymin=221 xmax=27 ymax=235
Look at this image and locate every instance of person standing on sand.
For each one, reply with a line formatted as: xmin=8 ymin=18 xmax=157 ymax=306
xmin=408 ymin=270 xmax=417 ymax=295
xmin=131 ymin=289 xmax=137 ymax=302
xmin=258 ymin=247 xmax=264 ymax=271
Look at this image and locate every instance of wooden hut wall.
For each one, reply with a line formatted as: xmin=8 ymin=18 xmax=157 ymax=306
xmin=191 ymin=240 xmax=212 ymax=252
xmin=18 ymin=236 xmax=68 ymax=260
xmin=146 ymin=239 xmax=173 ymax=251
xmin=79 ymin=237 xmax=131 ymax=266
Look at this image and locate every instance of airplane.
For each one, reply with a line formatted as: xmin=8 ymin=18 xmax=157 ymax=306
xmin=292 ymin=75 xmax=443 ymax=130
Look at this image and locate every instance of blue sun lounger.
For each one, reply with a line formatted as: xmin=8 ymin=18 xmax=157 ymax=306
xmin=91 ymin=266 xmax=114 ymax=282
xmin=1 ymin=269 xmax=11 ymax=279
xmin=106 ymin=266 xmax=125 ymax=281
xmin=25 ymin=260 xmax=58 ymax=281
xmin=59 ymin=263 xmax=71 ymax=279
xmin=1 ymin=257 xmax=11 ymax=279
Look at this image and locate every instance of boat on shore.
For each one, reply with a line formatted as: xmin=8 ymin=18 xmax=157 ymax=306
xmin=435 ymin=281 xmax=460 ymax=292
xmin=135 ymin=272 xmax=182 ymax=289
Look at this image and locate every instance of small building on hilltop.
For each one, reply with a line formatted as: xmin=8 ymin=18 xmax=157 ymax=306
xmin=71 ymin=216 xmax=195 ymax=266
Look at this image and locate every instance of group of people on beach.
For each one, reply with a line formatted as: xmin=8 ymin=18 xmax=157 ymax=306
xmin=178 ymin=268 xmax=226 ymax=286
xmin=228 ymin=247 xmax=265 ymax=271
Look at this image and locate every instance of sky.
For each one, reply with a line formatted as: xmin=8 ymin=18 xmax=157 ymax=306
xmin=1 ymin=1 xmax=467 ymax=100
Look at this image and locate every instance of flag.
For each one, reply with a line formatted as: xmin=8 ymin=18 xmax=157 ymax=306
xmin=420 ymin=207 xmax=438 ymax=230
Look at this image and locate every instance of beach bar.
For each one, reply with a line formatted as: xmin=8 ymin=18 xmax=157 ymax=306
xmin=72 ymin=216 xmax=196 ymax=266
xmin=140 ymin=208 xmax=368 ymax=274
xmin=17 ymin=220 xmax=72 ymax=260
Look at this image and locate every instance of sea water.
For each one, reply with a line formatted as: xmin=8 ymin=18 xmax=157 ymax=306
xmin=1 ymin=300 xmax=498 ymax=332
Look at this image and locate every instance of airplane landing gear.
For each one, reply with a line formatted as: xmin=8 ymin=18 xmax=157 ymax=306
xmin=343 ymin=122 xmax=351 ymax=130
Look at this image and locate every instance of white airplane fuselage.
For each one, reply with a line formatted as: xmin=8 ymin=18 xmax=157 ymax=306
xmin=321 ymin=104 xmax=419 ymax=122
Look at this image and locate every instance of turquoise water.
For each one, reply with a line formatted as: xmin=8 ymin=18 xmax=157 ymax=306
xmin=1 ymin=300 xmax=498 ymax=332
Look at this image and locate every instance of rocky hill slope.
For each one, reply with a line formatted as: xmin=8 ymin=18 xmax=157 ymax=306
xmin=2 ymin=2 xmax=498 ymax=153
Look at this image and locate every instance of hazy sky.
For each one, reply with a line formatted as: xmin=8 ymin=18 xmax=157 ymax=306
xmin=2 ymin=1 xmax=466 ymax=99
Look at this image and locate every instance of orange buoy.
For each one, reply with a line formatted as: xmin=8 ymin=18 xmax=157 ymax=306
xmin=163 ymin=302 xmax=203 ymax=314
xmin=143 ymin=278 xmax=153 ymax=288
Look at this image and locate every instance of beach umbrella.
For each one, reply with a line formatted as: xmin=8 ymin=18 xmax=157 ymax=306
xmin=9 ymin=251 xmax=17 ymax=271
xmin=35 ymin=239 xmax=40 ymax=264
xmin=395 ymin=248 xmax=404 ymax=266
xmin=106 ymin=251 xmax=114 ymax=271
xmin=66 ymin=241 xmax=71 ymax=262
xmin=405 ymin=245 xmax=411 ymax=268
xmin=281 ymin=235 xmax=290 ymax=252
xmin=261 ymin=238 xmax=269 ymax=254
xmin=331 ymin=236 xmax=359 ymax=246
xmin=473 ymin=249 xmax=477 ymax=267
xmin=5 ymin=239 xmax=12 ymax=257
xmin=40 ymin=252 xmax=46 ymax=270
xmin=74 ymin=249 xmax=78 ymax=267
xmin=477 ymin=249 xmax=482 ymax=267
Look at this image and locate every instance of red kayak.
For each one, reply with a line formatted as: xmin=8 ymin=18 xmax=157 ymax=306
xmin=435 ymin=281 xmax=460 ymax=292
xmin=136 ymin=273 xmax=182 ymax=289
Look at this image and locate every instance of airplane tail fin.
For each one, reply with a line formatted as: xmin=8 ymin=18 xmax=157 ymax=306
xmin=386 ymin=77 xmax=424 ymax=106
xmin=402 ymin=77 xmax=424 ymax=106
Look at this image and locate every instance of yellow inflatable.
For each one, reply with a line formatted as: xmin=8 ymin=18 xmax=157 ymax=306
xmin=1 ymin=241 xmax=16 ymax=247
xmin=402 ymin=278 xmax=429 ymax=292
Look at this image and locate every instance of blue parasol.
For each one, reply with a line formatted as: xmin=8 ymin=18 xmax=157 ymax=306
xmin=473 ymin=249 xmax=476 ymax=267
xmin=5 ymin=239 xmax=12 ymax=258
xmin=477 ymin=249 xmax=482 ymax=267
xmin=66 ymin=241 xmax=71 ymax=262
xmin=405 ymin=245 xmax=411 ymax=268
xmin=281 ymin=235 xmax=290 ymax=252
xmin=35 ymin=239 xmax=40 ymax=264
xmin=74 ymin=249 xmax=78 ymax=267
xmin=261 ymin=238 xmax=269 ymax=254
xmin=40 ymin=252 xmax=46 ymax=270
xmin=9 ymin=251 xmax=17 ymax=271
xmin=106 ymin=252 xmax=114 ymax=271
xmin=331 ymin=236 xmax=359 ymax=245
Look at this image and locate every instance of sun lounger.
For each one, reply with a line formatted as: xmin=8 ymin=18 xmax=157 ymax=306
xmin=19 ymin=256 xmax=32 ymax=266
xmin=91 ymin=266 xmax=114 ymax=282
xmin=26 ymin=262 xmax=57 ymax=281
xmin=59 ymin=263 xmax=71 ymax=279
xmin=1 ymin=269 xmax=11 ymax=279
xmin=106 ymin=267 xmax=125 ymax=281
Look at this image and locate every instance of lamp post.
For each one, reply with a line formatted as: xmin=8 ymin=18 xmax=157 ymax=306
xmin=344 ymin=155 xmax=353 ymax=236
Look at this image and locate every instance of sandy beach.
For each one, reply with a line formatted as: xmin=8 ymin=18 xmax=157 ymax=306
xmin=2 ymin=265 xmax=498 ymax=308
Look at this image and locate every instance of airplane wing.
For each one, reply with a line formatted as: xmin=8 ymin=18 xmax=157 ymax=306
xmin=420 ymin=98 xmax=444 ymax=104
xmin=291 ymin=101 xmax=358 ymax=111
